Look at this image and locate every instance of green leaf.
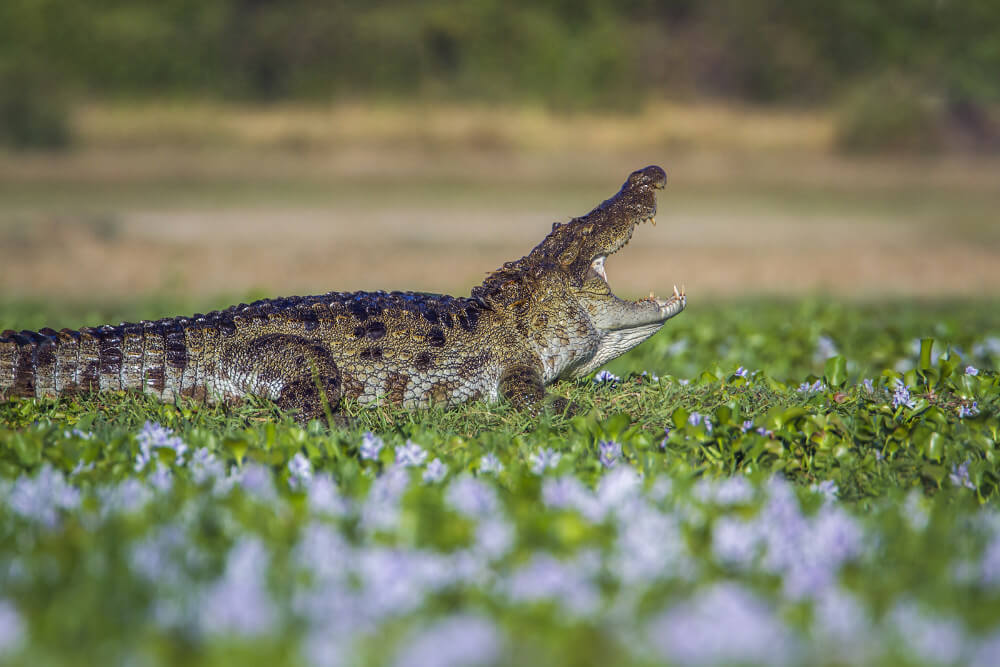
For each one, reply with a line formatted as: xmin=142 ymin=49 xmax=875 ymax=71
xmin=919 ymin=338 xmax=934 ymax=370
xmin=824 ymin=355 xmax=848 ymax=388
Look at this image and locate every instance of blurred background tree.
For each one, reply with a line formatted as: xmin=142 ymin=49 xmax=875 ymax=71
xmin=0 ymin=0 xmax=997 ymax=151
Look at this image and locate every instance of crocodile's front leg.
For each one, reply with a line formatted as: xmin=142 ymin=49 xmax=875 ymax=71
xmin=498 ymin=361 xmax=546 ymax=409
xmin=498 ymin=357 xmax=575 ymax=416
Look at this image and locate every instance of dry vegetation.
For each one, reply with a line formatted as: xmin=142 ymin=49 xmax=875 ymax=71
xmin=1 ymin=102 xmax=999 ymax=303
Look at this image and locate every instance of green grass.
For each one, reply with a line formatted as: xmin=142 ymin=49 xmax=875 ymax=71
xmin=1 ymin=296 xmax=999 ymax=665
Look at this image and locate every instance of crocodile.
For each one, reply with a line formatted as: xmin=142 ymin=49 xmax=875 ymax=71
xmin=0 ymin=165 xmax=686 ymax=423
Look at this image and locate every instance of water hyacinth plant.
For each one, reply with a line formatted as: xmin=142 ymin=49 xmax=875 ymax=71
xmin=0 ymin=296 xmax=999 ymax=665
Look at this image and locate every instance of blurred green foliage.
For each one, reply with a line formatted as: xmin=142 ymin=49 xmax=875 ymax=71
xmin=1 ymin=0 xmax=998 ymax=109
xmin=1 ymin=0 xmax=999 ymax=151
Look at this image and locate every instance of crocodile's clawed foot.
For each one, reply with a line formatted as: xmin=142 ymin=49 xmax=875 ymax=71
xmin=544 ymin=395 xmax=580 ymax=419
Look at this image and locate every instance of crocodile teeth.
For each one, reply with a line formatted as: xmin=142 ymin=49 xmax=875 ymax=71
xmin=650 ymin=217 xmax=656 ymax=227
xmin=591 ymin=256 xmax=608 ymax=283
xmin=673 ymin=285 xmax=680 ymax=298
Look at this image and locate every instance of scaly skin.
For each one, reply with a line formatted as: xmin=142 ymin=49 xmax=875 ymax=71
xmin=0 ymin=165 xmax=686 ymax=423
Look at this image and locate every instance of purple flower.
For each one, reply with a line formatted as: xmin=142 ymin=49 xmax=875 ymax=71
xmin=815 ymin=335 xmax=838 ymax=362
xmin=659 ymin=427 xmax=671 ymax=449
xmin=506 ymin=554 xmax=599 ymax=616
xmin=391 ymin=615 xmax=501 ymax=667
xmin=889 ymin=601 xmax=965 ymax=666
xmin=422 ymin=458 xmax=448 ymax=484
xmin=8 ymin=464 xmax=81 ymax=528
xmin=741 ymin=420 xmax=754 ymax=433
xmin=541 ymin=476 xmax=588 ymax=511
xmin=359 ymin=432 xmax=385 ymax=461
xmin=797 ymin=380 xmax=826 ymax=394
xmin=445 ymin=476 xmax=499 ymax=518
xmin=891 ymin=379 xmax=916 ymax=409
xmin=958 ymin=402 xmax=979 ymax=418
xmin=189 ymin=447 xmax=224 ymax=484
xmin=641 ymin=370 xmax=660 ymax=382
xmin=396 ymin=441 xmax=428 ymax=467
xmin=949 ymin=461 xmax=976 ymax=489
xmin=966 ymin=365 xmax=980 ymax=376
xmin=688 ymin=412 xmax=703 ymax=427
xmin=598 ymin=440 xmax=622 ymax=468
xmin=308 ymin=474 xmax=349 ymax=516
xmin=135 ymin=421 xmax=188 ymax=471
xmin=529 ymin=448 xmax=561 ymax=475
xmin=713 ymin=517 xmax=760 ymax=567
xmin=0 ymin=599 xmax=25 ymax=655
xmin=735 ymin=366 xmax=748 ymax=378
xmin=862 ymin=378 xmax=875 ymax=394
xmin=810 ymin=479 xmax=839 ymax=503
xmin=200 ymin=538 xmax=277 ymax=637
xmin=593 ymin=370 xmax=620 ymax=386
xmin=648 ymin=583 xmax=797 ymax=666
xmin=288 ymin=452 xmax=313 ymax=490
xmin=479 ymin=453 xmax=504 ymax=474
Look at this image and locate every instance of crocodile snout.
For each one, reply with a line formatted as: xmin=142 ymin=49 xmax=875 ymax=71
xmin=626 ymin=165 xmax=667 ymax=190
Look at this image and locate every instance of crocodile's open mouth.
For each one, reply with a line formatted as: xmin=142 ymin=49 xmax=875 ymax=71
xmin=588 ymin=214 xmax=686 ymax=310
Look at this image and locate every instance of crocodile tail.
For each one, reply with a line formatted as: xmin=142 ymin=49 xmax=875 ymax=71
xmin=0 ymin=328 xmax=61 ymax=399
xmin=0 ymin=314 xmax=216 ymax=404
xmin=0 ymin=321 xmax=144 ymax=401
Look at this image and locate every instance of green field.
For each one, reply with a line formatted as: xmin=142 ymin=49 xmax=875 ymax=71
xmin=1 ymin=297 xmax=998 ymax=665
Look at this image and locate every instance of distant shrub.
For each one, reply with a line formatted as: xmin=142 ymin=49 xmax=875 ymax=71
xmin=0 ymin=65 xmax=73 ymax=150
xmin=834 ymin=75 xmax=944 ymax=154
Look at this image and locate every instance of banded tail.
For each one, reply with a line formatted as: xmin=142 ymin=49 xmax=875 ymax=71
xmin=0 ymin=316 xmax=217 ymax=403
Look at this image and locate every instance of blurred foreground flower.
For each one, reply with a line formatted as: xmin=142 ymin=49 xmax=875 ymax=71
xmin=529 ymin=448 xmax=561 ymax=475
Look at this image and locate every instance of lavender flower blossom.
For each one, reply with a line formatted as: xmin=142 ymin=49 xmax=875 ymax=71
xmin=236 ymin=463 xmax=278 ymax=502
xmin=862 ymin=378 xmax=875 ymax=394
xmin=659 ymin=427 xmax=671 ymax=450
xmin=735 ymin=366 xmax=749 ymax=378
xmin=308 ymin=474 xmax=349 ymax=516
xmin=189 ymin=447 xmax=224 ymax=484
xmin=949 ymin=461 xmax=976 ymax=489
xmin=391 ymin=615 xmax=501 ymax=667
xmin=815 ymin=335 xmax=838 ymax=362
xmin=593 ymin=370 xmax=620 ymax=386
xmin=529 ymin=448 xmax=561 ymax=475
xmin=8 ymin=464 xmax=81 ymax=528
xmin=445 ymin=476 xmax=499 ymax=518
xmin=359 ymin=432 xmax=385 ymax=461
xmin=422 ymin=458 xmax=448 ymax=484
xmin=0 ymin=600 xmax=24 ymax=655
xmin=505 ymin=554 xmax=599 ymax=616
xmin=966 ymin=365 xmax=980 ymax=376
xmin=648 ymin=583 xmax=797 ymax=666
xmin=396 ymin=441 xmax=428 ymax=467
xmin=713 ymin=516 xmax=760 ymax=567
xmin=135 ymin=421 xmax=188 ymax=471
xmin=958 ymin=402 xmax=979 ymax=418
xmin=288 ymin=452 xmax=313 ymax=490
xmin=810 ymin=479 xmax=839 ymax=504
xmin=479 ymin=453 xmax=504 ymax=474
xmin=148 ymin=462 xmax=173 ymax=492
xmin=889 ymin=601 xmax=965 ymax=666
xmin=200 ymin=538 xmax=277 ymax=637
xmin=797 ymin=380 xmax=826 ymax=394
xmin=598 ymin=440 xmax=622 ymax=468
xmin=741 ymin=420 xmax=754 ymax=433
xmin=891 ymin=379 xmax=916 ymax=409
